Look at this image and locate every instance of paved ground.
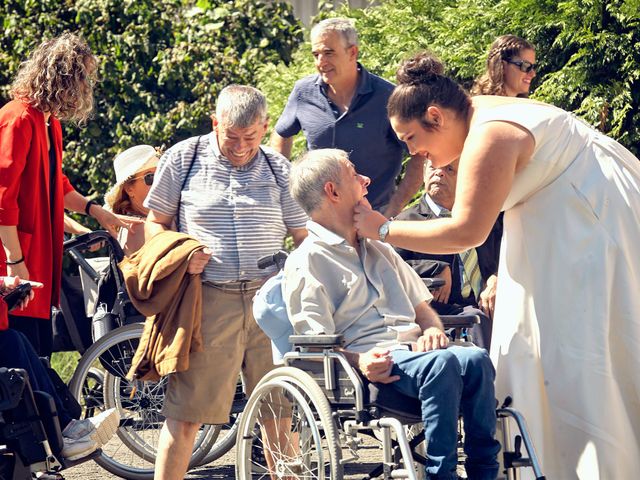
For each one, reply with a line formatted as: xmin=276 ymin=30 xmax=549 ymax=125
xmin=61 ymin=441 xmax=389 ymax=479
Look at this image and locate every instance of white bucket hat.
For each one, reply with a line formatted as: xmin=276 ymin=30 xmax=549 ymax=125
xmin=104 ymin=145 xmax=159 ymax=211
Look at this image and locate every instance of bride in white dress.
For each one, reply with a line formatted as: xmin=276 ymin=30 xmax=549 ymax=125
xmin=354 ymin=52 xmax=640 ymax=480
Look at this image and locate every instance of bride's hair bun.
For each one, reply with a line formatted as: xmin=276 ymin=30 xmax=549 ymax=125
xmin=396 ymin=52 xmax=444 ymax=85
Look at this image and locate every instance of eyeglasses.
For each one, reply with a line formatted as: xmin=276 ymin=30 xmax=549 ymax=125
xmin=505 ymin=58 xmax=537 ymax=73
xmin=129 ymin=172 xmax=155 ymax=186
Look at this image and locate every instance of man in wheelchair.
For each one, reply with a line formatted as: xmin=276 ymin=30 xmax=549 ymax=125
xmin=282 ymin=149 xmax=501 ymax=479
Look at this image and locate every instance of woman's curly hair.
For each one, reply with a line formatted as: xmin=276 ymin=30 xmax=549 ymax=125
xmin=471 ymin=35 xmax=535 ymax=97
xmin=10 ymin=32 xmax=98 ymax=123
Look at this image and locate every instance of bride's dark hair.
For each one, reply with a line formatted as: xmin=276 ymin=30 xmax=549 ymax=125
xmin=388 ymin=52 xmax=471 ymax=129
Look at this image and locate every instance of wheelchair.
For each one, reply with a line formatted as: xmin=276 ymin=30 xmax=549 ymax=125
xmin=60 ymin=231 xmax=242 ymax=479
xmin=235 ymin=329 xmax=545 ymax=480
xmin=0 ymin=366 xmax=100 ymax=479
xmin=235 ymin=253 xmax=545 ymax=480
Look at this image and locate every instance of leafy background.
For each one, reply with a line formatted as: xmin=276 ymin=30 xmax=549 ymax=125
xmin=1 ymin=0 xmax=637 ymax=200
xmin=0 ymin=0 xmax=303 ymax=198
xmin=259 ymin=0 xmax=640 ymax=160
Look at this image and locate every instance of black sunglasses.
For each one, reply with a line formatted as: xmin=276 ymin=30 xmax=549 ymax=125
xmin=130 ymin=172 xmax=155 ymax=186
xmin=505 ymin=58 xmax=537 ymax=73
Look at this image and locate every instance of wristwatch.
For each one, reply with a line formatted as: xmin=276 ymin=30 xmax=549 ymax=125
xmin=378 ymin=220 xmax=392 ymax=242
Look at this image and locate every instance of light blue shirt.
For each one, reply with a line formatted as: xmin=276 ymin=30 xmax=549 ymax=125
xmin=283 ymin=220 xmax=432 ymax=353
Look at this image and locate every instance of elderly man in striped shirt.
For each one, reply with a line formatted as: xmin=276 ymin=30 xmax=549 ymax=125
xmin=144 ymin=85 xmax=308 ymax=480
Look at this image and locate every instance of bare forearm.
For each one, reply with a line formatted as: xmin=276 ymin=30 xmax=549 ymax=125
xmin=384 ymin=155 xmax=425 ymax=218
xmin=145 ymin=210 xmax=174 ymax=240
xmin=0 ymin=225 xmax=22 ymax=260
xmin=270 ymin=131 xmax=293 ymax=159
xmin=64 ymin=189 xmax=91 ymax=213
xmin=64 ymin=215 xmax=91 ymax=235
xmin=386 ymin=218 xmax=483 ymax=254
xmin=414 ymin=301 xmax=444 ymax=332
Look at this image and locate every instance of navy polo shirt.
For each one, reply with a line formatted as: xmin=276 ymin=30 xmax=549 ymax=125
xmin=275 ymin=64 xmax=408 ymax=210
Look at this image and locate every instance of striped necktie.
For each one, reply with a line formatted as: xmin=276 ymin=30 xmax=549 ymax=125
xmin=438 ymin=207 xmax=482 ymax=299
xmin=460 ymin=248 xmax=483 ymax=300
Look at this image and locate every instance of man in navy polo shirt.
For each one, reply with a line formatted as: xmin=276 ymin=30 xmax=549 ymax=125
xmin=271 ymin=18 xmax=425 ymax=217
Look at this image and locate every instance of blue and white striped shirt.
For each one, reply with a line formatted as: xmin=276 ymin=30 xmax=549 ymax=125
xmin=144 ymin=132 xmax=308 ymax=282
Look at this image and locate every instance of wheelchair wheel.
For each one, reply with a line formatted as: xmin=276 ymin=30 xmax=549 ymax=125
xmin=196 ymin=373 xmax=247 ymax=466
xmin=236 ymin=366 xmax=342 ymax=479
xmin=68 ymin=323 xmax=218 ymax=479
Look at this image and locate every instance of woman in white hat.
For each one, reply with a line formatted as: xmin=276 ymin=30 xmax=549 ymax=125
xmin=104 ymin=145 xmax=159 ymax=255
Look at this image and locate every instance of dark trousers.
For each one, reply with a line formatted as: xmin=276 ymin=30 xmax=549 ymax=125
xmin=0 ymin=329 xmax=72 ymax=428
xmin=8 ymin=314 xmax=53 ymax=359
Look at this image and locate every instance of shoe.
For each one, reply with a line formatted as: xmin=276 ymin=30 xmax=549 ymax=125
xmin=63 ymin=408 xmax=120 ymax=444
xmin=60 ymin=435 xmax=98 ymax=461
xmin=61 ymin=408 xmax=120 ymax=460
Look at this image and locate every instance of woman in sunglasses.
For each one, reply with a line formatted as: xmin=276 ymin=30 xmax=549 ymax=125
xmin=354 ymin=51 xmax=640 ymax=479
xmin=104 ymin=145 xmax=159 ymax=255
xmin=472 ymin=34 xmax=536 ymax=98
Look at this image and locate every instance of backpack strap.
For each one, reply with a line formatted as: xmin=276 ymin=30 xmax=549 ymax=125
xmin=259 ymin=146 xmax=286 ymax=189
xmin=176 ymin=135 xmax=201 ymax=231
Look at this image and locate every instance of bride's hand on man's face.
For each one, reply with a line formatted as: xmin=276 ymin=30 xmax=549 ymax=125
xmin=354 ymin=199 xmax=387 ymax=240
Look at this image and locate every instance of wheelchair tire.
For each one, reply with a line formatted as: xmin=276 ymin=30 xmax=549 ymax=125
xmin=68 ymin=323 xmax=218 ymax=479
xmin=235 ymin=366 xmax=342 ymax=479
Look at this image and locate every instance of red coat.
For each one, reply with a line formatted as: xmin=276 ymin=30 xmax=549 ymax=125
xmin=0 ymin=100 xmax=75 ymax=319
xmin=0 ymin=245 xmax=7 ymax=330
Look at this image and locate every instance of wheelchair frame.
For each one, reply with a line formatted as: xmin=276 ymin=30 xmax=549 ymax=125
xmin=236 ymin=330 xmax=546 ymax=480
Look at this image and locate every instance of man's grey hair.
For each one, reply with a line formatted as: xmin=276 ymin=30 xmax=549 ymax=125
xmin=311 ymin=18 xmax=359 ymax=48
xmin=290 ymin=149 xmax=348 ymax=215
xmin=215 ymin=85 xmax=267 ymax=127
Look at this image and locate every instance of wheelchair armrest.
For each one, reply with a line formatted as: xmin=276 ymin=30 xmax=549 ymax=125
xmin=423 ymin=277 xmax=445 ymax=290
xmin=440 ymin=314 xmax=480 ymax=329
xmin=289 ymin=334 xmax=344 ymax=348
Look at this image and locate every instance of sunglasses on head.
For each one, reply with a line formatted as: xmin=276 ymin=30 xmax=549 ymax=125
xmin=505 ymin=58 xmax=537 ymax=73
xmin=130 ymin=172 xmax=155 ymax=186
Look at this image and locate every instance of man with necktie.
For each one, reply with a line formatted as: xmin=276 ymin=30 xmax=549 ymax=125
xmin=394 ymin=160 xmax=503 ymax=351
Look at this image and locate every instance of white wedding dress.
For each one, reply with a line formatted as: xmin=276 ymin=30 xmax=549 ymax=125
xmin=476 ymin=102 xmax=640 ymax=479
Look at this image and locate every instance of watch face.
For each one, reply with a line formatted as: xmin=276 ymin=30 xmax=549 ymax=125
xmin=378 ymin=221 xmax=390 ymax=242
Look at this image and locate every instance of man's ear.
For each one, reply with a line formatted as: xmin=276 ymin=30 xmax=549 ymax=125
xmin=323 ymin=181 xmax=340 ymax=203
xmin=211 ymin=114 xmax=218 ymax=130
xmin=349 ymin=44 xmax=359 ymax=62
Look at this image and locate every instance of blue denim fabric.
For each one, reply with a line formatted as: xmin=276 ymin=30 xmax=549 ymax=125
xmin=390 ymin=346 xmax=500 ymax=480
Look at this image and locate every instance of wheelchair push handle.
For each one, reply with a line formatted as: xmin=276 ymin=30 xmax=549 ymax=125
xmin=257 ymin=250 xmax=288 ymax=270
xmin=63 ymin=230 xmax=125 ymax=262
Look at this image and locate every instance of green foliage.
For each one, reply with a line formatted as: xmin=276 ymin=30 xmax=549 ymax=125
xmin=258 ymin=0 xmax=640 ymax=157
xmin=0 ymin=0 xmax=303 ymax=197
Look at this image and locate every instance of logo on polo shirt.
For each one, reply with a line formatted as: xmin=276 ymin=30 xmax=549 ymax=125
xmin=356 ymin=122 xmax=364 ymax=129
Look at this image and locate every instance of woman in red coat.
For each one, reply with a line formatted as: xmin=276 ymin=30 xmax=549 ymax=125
xmin=0 ymin=33 xmax=139 ymax=357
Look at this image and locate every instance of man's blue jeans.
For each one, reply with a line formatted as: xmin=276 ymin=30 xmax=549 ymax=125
xmin=390 ymin=346 xmax=500 ymax=480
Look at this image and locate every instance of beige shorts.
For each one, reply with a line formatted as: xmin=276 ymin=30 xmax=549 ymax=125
xmin=162 ymin=284 xmax=275 ymax=424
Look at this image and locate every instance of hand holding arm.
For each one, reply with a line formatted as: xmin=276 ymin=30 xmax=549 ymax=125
xmin=478 ymin=274 xmax=498 ymax=319
xmin=63 ymin=190 xmax=144 ymax=238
